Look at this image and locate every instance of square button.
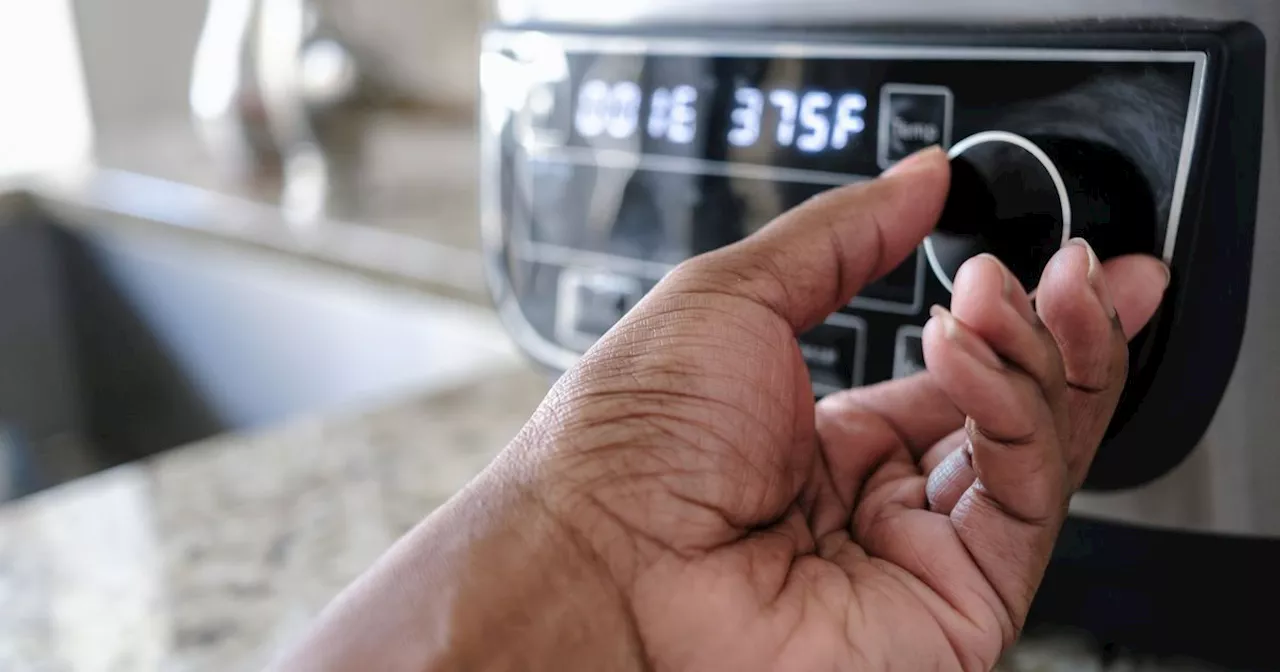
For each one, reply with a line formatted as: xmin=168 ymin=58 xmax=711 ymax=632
xmin=894 ymin=326 xmax=927 ymax=380
xmin=877 ymin=84 xmax=955 ymax=170
xmin=850 ymin=246 xmax=926 ymax=315
xmin=801 ymin=315 xmax=867 ymax=397
xmin=556 ymin=269 xmax=644 ymax=352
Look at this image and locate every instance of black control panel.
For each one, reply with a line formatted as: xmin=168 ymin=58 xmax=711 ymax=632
xmin=481 ymin=25 xmax=1264 ymax=490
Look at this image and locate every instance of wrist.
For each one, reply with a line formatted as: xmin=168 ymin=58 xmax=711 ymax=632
xmin=426 ymin=467 xmax=648 ymax=672
xmin=274 ymin=444 xmax=648 ymax=672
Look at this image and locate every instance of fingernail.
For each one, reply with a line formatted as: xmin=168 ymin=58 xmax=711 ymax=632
xmin=977 ymin=253 xmax=1039 ymax=326
xmin=1067 ymin=238 xmax=1117 ymax=318
xmin=1159 ymin=263 xmax=1172 ymax=289
xmin=926 ymin=443 xmax=975 ymax=514
xmin=976 ymin=253 xmax=1015 ymax=297
xmin=930 ymin=305 xmax=1003 ymax=369
xmin=883 ymin=146 xmax=942 ymax=177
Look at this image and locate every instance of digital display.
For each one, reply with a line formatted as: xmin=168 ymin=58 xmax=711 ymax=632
xmin=522 ymin=52 xmax=887 ymax=176
xmin=505 ymin=45 xmax=1197 ymax=269
xmin=572 ymin=79 xmax=867 ymax=155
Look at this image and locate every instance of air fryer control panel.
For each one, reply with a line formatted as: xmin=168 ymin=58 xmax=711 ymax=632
xmin=480 ymin=25 xmax=1264 ymax=489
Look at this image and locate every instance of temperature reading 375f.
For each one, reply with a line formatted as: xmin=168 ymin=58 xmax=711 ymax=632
xmin=729 ymin=87 xmax=867 ymax=153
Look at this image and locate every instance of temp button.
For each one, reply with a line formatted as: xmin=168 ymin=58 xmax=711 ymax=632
xmin=877 ymin=84 xmax=955 ymax=170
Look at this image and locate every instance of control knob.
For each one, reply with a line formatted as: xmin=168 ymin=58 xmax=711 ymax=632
xmin=927 ymin=130 xmax=1158 ymax=293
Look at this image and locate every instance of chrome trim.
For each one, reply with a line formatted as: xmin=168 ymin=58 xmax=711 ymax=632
xmin=481 ymin=29 xmax=1209 ymax=378
xmin=1164 ymin=54 xmax=1209 ymax=263
xmin=486 ymin=31 xmax=1208 ymax=64
xmin=497 ymin=294 xmax=582 ymax=371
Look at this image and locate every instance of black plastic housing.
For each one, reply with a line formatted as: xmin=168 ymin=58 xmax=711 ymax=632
xmin=482 ymin=21 xmax=1267 ymax=491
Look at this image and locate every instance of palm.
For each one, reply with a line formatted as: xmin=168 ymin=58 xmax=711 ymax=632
xmin=627 ymin=419 xmax=1014 ymax=672
xmin=564 ymin=294 xmax=1013 ymax=671
xmin=554 ymin=237 xmax=1159 ymax=671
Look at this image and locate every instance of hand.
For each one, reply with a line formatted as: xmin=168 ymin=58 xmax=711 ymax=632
xmin=274 ymin=147 xmax=1170 ymax=672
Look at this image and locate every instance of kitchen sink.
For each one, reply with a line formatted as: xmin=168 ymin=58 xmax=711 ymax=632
xmin=0 ymin=192 xmax=517 ymax=502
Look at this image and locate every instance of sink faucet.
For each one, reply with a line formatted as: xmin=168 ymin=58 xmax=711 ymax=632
xmin=191 ymin=0 xmax=367 ymax=224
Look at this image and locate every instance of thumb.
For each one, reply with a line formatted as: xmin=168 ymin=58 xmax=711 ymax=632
xmin=662 ymin=147 xmax=951 ymax=333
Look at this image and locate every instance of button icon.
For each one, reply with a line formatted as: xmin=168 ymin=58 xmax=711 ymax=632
xmin=801 ymin=314 xmax=867 ymax=398
xmin=894 ymin=326 xmax=927 ymax=380
xmin=850 ymin=246 xmax=926 ymax=315
xmin=556 ymin=269 xmax=644 ymax=352
xmin=877 ymin=84 xmax=955 ymax=170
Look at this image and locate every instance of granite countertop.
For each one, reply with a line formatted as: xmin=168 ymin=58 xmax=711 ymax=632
xmin=0 ymin=355 xmax=1192 ymax=672
xmin=0 ymin=361 xmax=553 ymax=671
xmin=0 ymin=346 xmax=1213 ymax=672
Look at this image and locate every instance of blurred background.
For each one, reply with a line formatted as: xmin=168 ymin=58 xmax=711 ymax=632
xmin=87 ymin=0 xmax=487 ymax=232
xmin=0 ymin=0 xmax=512 ymax=502
xmin=0 ymin=2 xmax=552 ymax=669
xmin=0 ymin=2 xmax=1242 ymax=670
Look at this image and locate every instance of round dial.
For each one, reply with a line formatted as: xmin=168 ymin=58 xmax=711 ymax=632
xmin=926 ymin=131 xmax=1072 ymax=292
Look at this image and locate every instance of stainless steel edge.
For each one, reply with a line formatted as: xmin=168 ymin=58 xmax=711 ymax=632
xmin=486 ymin=30 xmax=1207 ymax=62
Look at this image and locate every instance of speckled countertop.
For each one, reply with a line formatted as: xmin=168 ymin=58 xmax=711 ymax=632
xmin=0 ymin=362 xmax=553 ymax=671
xmin=0 ymin=357 xmax=1220 ymax=672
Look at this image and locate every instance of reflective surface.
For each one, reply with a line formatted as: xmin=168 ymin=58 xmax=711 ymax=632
xmin=482 ymin=29 xmax=1200 ymax=403
xmin=493 ymin=0 xmax=1280 ymax=544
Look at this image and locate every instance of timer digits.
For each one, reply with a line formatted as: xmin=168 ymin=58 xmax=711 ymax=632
xmin=646 ymin=85 xmax=699 ymax=144
xmin=574 ymin=79 xmax=699 ymax=144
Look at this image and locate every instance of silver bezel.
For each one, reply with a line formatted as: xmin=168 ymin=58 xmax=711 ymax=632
xmin=480 ymin=30 xmax=1209 ymax=377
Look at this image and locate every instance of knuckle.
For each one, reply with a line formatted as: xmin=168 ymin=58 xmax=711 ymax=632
xmin=663 ymin=249 xmax=797 ymax=319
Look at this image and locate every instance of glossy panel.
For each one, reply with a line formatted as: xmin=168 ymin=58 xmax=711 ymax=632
xmin=484 ymin=1 xmax=1280 ymax=539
